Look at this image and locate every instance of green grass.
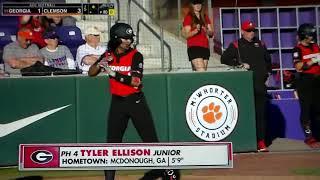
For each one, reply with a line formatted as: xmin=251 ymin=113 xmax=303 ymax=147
xmin=292 ymin=168 xmax=320 ymax=176
xmin=0 ymin=167 xmax=192 ymax=179
xmin=1 ymin=169 xmax=95 ymax=179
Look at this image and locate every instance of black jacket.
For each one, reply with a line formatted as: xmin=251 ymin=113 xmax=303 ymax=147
xmin=221 ymin=38 xmax=272 ymax=93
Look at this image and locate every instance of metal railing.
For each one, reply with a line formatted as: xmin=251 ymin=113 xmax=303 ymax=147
xmin=114 ymin=0 xmax=120 ymax=22
xmin=136 ymin=19 xmax=172 ymax=72
xmin=128 ymin=0 xmax=172 ymax=72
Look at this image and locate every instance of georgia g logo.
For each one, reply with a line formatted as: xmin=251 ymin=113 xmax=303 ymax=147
xmin=186 ymin=85 xmax=238 ymax=141
xmin=126 ymin=28 xmax=133 ymax=35
xmin=30 ymin=150 xmax=53 ymax=164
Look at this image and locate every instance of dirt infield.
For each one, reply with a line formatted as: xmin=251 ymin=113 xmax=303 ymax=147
xmin=194 ymin=151 xmax=320 ymax=176
xmin=44 ymin=151 xmax=320 ymax=180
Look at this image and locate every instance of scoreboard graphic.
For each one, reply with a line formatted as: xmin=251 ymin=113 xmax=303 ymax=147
xmin=1 ymin=2 xmax=115 ymax=16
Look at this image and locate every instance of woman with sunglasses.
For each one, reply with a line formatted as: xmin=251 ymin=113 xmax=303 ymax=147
xmin=182 ymin=0 xmax=213 ymax=71
xmin=221 ymin=20 xmax=272 ymax=152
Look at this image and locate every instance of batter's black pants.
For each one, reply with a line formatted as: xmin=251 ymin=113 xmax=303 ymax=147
xmin=295 ymin=73 xmax=320 ymax=137
xmin=104 ymin=92 xmax=179 ymax=180
xmin=107 ymin=92 xmax=159 ymax=143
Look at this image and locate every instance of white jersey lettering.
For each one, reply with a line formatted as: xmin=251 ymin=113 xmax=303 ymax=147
xmin=303 ymin=53 xmax=320 ymax=60
xmin=109 ymin=66 xmax=131 ymax=72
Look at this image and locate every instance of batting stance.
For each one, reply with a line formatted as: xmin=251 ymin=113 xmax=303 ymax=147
xmin=293 ymin=23 xmax=320 ymax=148
xmin=88 ymin=23 xmax=180 ymax=180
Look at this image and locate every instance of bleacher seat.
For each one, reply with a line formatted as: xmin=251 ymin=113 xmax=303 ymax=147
xmin=0 ymin=16 xmax=18 ymax=27
xmin=0 ymin=27 xmax=14 ymax=64
xmin=0 ymin=27 xmax=13 ymax=46
xmin=56 ymin=26 xmax=85 ymax=59
xmin=56 ymin=26 xmax=85 ymax=46
xmin=0 ymin=16 xmax=18 ymax=35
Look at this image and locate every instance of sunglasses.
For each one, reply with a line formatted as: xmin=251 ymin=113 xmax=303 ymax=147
xmin=245 ymin=29 xmax=255 ymax=32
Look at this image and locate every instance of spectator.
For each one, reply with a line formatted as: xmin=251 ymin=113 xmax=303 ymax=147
xmin=292 ymin=23 xmax=320 ymax=148
xmin=182 ymin=0 xmax=213 ymax=71
xmin=40 ymin=30 xmax=76 ymax=70
xmin=3 ymin=27 xmax=43 ymax=75
xmin=76 ymin=26 xmax=106 ymax=74
xmin=47 ymin=16 xmax=77 ymax=28
xmin=220 ymin=20 xmax=272 ymax=152
xmin=18 ymin=16 xmax=48 ymax=48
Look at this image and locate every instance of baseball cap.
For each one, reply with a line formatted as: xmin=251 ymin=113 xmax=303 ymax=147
xmin=191 ymin=0 xmax=204 ymax=4
xmin=85 ymin=27 xmax=101 ymax=36
xmin=17 ymin=28 xmax=34 ymax=40
xmin=241 ymin=20 xmax=256 ymax=31
xmin=43 ymin=30 xmax=59 ymax=39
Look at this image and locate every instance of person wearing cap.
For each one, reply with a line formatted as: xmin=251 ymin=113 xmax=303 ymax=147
xmin=46 ymin=15 xmax=77 ymax=28
xmin=2 ymin=27 xmax=43 ymax=75
xmin=19 ymin=15 xmax=48 ymax=48
xmin=76 ymin=26 xmax=106 ymax=74
xmin=221 ymin=20 xmax=272 ymax=152
xmin=88 ymin=23 xmax=180 ymax=180
xmin=182 ymin=0 xmax=214 ymax=71
xmin=292 ymin=23 xmax=320 ymax=148
xmin=40 ymin=30 xmax=76 ymax=70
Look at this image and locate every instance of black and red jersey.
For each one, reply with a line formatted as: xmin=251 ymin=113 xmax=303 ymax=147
xmin=293 ymin=43 xmax=320 ymax=75
xmin=106 ymin=48 xmax=144 ymax=96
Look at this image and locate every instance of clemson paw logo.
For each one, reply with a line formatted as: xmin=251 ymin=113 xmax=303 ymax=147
xmin=202 ymin=102 xmax=223 ymax=124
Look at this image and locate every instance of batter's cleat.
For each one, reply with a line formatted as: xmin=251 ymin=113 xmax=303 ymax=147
xmin=163 ymin=169 xmax=180 ymax=180
xmin=304 ymin=137 xmax=320 ymax=148
xmin=257 ymin=140 xmax=269 ymax=152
